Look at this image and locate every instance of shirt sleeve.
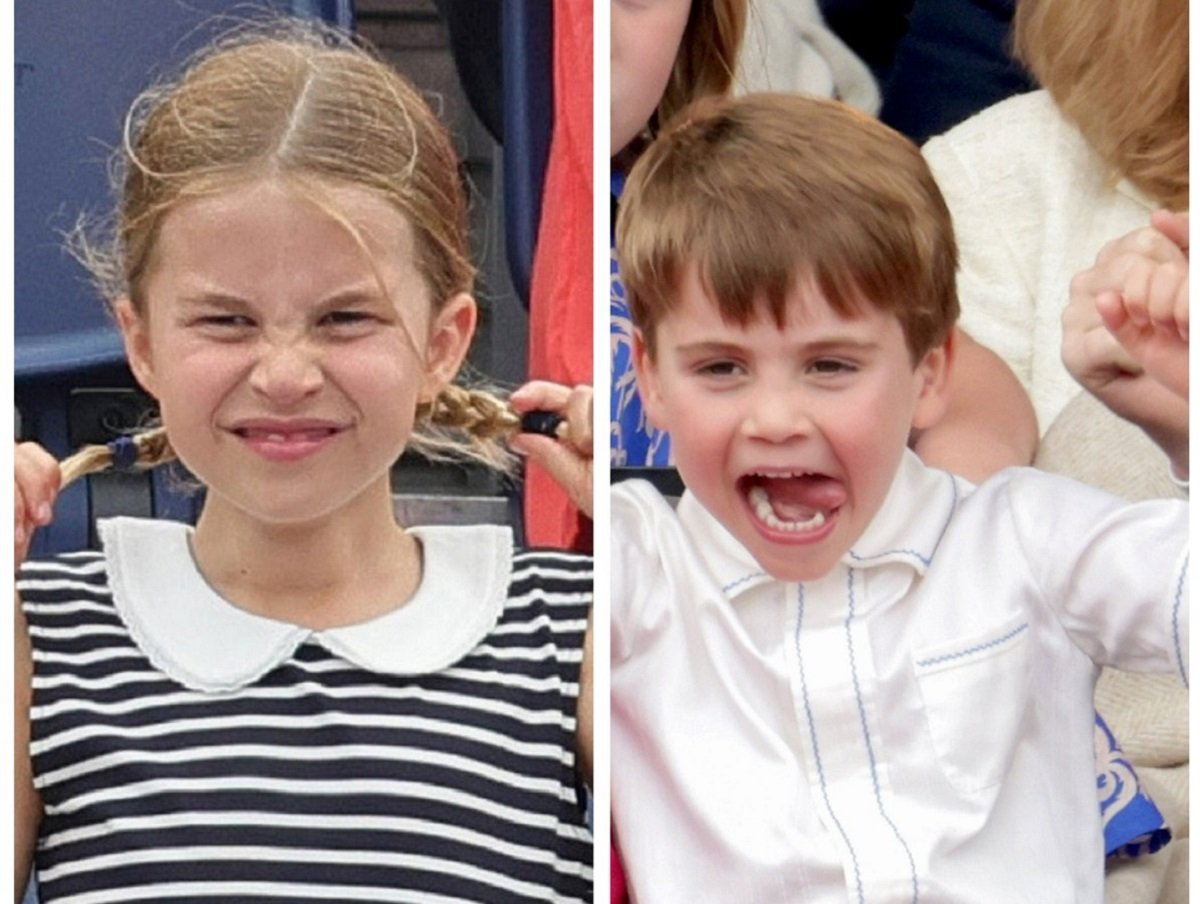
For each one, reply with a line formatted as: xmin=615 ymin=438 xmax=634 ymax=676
xmin=1003 ymin=469 xmax=1189 ymax=684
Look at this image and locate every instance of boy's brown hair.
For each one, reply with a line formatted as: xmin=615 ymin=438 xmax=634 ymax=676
xmin=616 ymin=92 xmax=959 ymax=362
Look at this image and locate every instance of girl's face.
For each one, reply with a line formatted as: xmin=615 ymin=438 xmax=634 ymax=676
xmin=611 ymin=0 xmax=693 ymax=156
xmin=116 ymin=178 xmax=475 ymax=528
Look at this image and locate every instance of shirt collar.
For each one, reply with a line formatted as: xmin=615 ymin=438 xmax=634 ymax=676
xmin=676 ymin=492 xmax=774 ymax=599
xmin=676 ymin=450 xmax=961 ymax=600
xmin=98 ymin=517 xmax=512 ymax=693
xmin=845 ymin=449 xmax=961 ymax=572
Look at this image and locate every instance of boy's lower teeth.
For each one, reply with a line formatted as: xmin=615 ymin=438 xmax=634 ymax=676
xmin=747 ymin=485 xmax=827 ymax=532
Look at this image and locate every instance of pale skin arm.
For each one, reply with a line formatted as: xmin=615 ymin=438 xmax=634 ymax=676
xmin=507 ymin=382 xmax=594 ymax=784
xmin=911 ymin=329 xmax=1039 ymax=481
xmin=1062 ymin=215 xmax=1189 ymax=477
xmin=14 ymin=442 xmax=60 ymax=898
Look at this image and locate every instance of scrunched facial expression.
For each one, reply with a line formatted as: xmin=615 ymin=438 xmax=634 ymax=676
xmin=119 ymin=178 xmax=474 ymax=528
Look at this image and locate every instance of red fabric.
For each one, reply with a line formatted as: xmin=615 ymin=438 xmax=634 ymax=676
xmin=524 ymin=0 xmax=593 ymax=551
xmin=611 ymin=840 xmax=628 ymax=903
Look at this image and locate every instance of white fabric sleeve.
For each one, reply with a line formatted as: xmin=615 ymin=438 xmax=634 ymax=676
xmin=1003 ymin=469 xmax=1189 ymax=684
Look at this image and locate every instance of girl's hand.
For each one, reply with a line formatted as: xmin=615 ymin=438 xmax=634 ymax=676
xmin=15 ymin=442 xmax=61 ymax=569
xmin=509 ymin=382 xmax=593 ymax=519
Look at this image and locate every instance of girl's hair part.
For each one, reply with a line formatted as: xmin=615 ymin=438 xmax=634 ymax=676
xmin=69 ymin=18 xmax=522 ymax=471
xmin=1014 ymin=0 xmax=1188 ymax=209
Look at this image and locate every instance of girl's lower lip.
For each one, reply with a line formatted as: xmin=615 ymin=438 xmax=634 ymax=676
xmin=236 ymin=430 xmax=340 ymax=462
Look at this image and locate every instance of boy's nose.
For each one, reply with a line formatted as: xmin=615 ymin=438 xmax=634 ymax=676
xmin=248 ymin=341 xmax=325 ymax=405
xmin=742 ymin=387 xmax=813 ymax=443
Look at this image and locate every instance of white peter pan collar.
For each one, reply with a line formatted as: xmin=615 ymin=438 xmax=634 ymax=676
xmin=98 ymin=517 xmax=513 ymax=692
xmin=675 ymin=450 xmax=962 ymax=600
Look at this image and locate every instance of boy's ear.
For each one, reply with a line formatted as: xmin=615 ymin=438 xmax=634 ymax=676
xmin=631 ymin=328 xmax=667 ymax=430
xmin=910 ymin=328 xmax=956 ymax=431
xmin=420 ymin=292 xmax=477 ymax=403
xmin=113 ymin=297 xmax=159 ymax=398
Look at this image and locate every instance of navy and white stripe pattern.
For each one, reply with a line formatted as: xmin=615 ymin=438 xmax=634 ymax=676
xmin=21 ymin=549 xmax=592 ymax=903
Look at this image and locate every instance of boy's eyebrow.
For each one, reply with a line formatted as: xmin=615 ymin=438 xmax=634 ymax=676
xmin=673 ymin=336 xmax=882 ymax=355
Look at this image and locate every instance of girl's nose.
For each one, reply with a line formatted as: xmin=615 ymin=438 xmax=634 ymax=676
xmin=248 ymin=341 xmax=324 ymax=405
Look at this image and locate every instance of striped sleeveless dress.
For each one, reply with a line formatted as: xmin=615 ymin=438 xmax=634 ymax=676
xmin=19 ymin=517 xmax=593 ymax=903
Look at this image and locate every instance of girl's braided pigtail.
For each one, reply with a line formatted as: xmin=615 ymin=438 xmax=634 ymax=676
xmin=413 ymin=384 xmax=522 ymax=473
xmin=57 ymin=428 xmax=177 ymax=488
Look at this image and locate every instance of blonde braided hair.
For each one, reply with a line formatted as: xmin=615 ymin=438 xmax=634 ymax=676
xmin=58 ymin=428 xmax=175 ymax=488
xmin=56 ymin=385 xmax=526 ymax=489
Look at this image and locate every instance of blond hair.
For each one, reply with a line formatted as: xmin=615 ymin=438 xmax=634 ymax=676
xmin=69 ymin=20 xmax=521 ymax=483
xmin=658 ymin=0 xmax=748 ymax=129
xmin=617 ymin=93 xmax=959 ymax=361
xmin=1015 ymin=0 xmax=1188 ymax=209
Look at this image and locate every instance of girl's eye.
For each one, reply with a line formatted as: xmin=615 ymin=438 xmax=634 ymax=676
xmin=194 ymin=314 xmax=254 ymax=330
xmin=319 ymin=310 xmax=377 ymax=330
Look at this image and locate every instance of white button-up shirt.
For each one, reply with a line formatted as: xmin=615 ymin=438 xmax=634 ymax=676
xmin=612 ymin=451 xmax=1188 ymax=903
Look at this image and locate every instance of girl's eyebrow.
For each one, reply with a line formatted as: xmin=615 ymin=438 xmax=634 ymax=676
xmin=176 ymin=283 xmax=387 ymax=310
xmin=176 ymin=291 xmax=251 ymax=310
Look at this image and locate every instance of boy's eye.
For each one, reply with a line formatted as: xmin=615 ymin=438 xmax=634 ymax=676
xmin=809 ymin=358 xmax=856 ymax=376
xmin=695 ymin=360 xmax=745 ymax=378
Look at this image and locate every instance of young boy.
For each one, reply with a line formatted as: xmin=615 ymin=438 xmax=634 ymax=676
xmin=610 ymin=93 xmax=1188 ymax=902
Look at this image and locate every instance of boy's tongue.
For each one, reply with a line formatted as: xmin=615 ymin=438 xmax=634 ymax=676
xmin=751 ymin=474 xmax=846 ymax=521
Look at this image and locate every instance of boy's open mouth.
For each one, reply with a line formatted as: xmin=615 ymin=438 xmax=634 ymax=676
xmin=738 ymin=472 xmax=846 ymax=533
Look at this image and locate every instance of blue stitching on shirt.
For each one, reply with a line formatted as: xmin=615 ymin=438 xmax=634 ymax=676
xmin=796 ymin=584 xmax=865 ymax=904
xmin=722 ymin=571 xmax=766 ymax=594
xmin=845 ymin=571 xmax=919 ymax=904
xmin=1172 ymin=553 xmax=1188 ymax=688
xmin=914 ymin=622 xmax=1029 ymax=669
xmin=847 ymin=469 xmax=959 ymax=567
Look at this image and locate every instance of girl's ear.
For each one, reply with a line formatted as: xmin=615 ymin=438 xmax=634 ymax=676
xmin=113 ymin=297 xmax=159 ymax=398
xmin=420 ymin=293 xmax=477 ymax=403
xmin=910 ymin=328 xmax=956 ymax=431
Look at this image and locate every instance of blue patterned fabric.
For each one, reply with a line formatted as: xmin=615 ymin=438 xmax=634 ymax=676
xmin=1095 ymin=712 xmax=1172 ymax=858
xmin=610 ymin=171 xmax=671 ymax=467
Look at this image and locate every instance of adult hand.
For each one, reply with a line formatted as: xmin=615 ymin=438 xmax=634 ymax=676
xmin=509 ymin=382 xmax=594 ymax=519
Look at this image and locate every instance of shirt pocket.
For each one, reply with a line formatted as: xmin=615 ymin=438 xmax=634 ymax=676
xmin=912 ymin=614 xmax=1032 ymax=794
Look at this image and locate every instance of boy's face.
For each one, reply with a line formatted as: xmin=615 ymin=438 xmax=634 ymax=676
xmin=635 ymin=265 xmax=952 ymax=583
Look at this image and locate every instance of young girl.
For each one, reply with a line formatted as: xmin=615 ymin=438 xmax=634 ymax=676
xmin=610 ymin=0 xmax=747 ymax=467
xmin=15 ymin=23 xmax=593 ymax=903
